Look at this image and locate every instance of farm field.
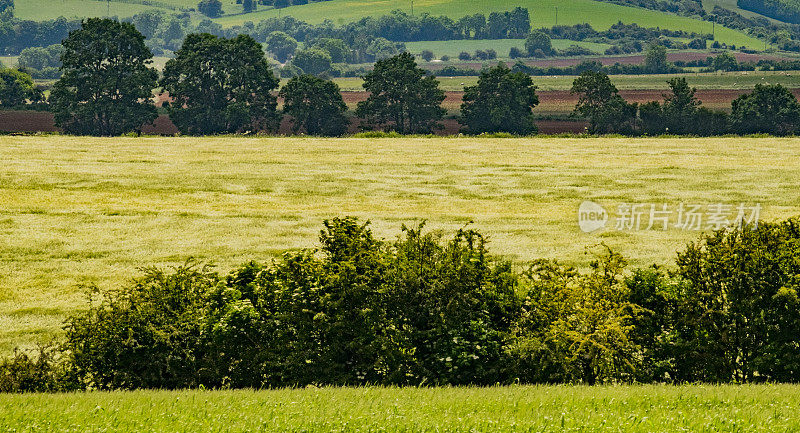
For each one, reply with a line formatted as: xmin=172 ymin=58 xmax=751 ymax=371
xmin=405 ymin=39 xmax=613 ymax=57
xmin=329 ymin=70 xmax=800 ymax=91
xmin=3 ymin=385 xmax=800 ymax=432
xmin=1 ymin=136 xmax=800 ymax=354
xmin=209 ymin=0 xmax=762 ymax=48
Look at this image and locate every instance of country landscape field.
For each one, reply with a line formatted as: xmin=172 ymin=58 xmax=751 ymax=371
xmin=5 ymin=0 xmax=800 ymax=431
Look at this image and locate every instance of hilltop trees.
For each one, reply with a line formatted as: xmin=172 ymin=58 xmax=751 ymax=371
xmin=460 ymin=63 xmax=539 ymax=135
xmin=161 ymin=33 xmax=280 ymax=135
xmin=50 ymin=18 xmax=158 ymax=136
xmin=280 ymin=75 xmax=349 ymax=136
xmin=356 ymin=52 xmax=446 ymax=134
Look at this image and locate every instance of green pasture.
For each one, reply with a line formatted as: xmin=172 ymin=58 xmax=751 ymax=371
xmin=2 ymin=385 xmax=800 ymax=432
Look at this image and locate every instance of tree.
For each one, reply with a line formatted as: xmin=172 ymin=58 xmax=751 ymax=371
xmin=0 ymin=67 xmax=37 ymax=107
xmin=0 ymin=0 xmax=12 ymax=16
xmin=161 ymin=33 xmax=280 ymax=135
xmin=674 ymin=220 xmax=800 ymax=382
xmin=356 ymin=52 xmax=446 ymax=134
xmin=312 ymin=38 xmax=348 ymax=63
xmin=460 ymin=63 xmax=539 ymax=135
xmin=265 ymin=31 xmax=297 ymax=63
xmin=643 ymin=43 xmax=669 ymax=73
xmin=50 ymin=19 xmax=158 ymax=136
xmin=197 ymin=0 xmax=223 ymax=18
xmin=420 ymin=50 xmax=434 ymax=62
xmin=730 ymin=84 xmax=800 ymax=135
xmin=571 ymin=70 xmax=637 ymax=134
xmin=524 ymin=30 xmax=552 ymax=57
xmin=291 ymin=48 xmax=332 ymax=76
xmin=242 ymin=0 xmax=255 ymax=13
xmin=712 ymin=52 xmax=738 ymax=72
xmin=661 ymin=77 xmax=701 ymax=135
xmin=280 ymin=74 xmax=349 ymax=136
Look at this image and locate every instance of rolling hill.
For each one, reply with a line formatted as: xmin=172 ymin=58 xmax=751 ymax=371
xmin=16 ymin=0 xmax=764 ymax=49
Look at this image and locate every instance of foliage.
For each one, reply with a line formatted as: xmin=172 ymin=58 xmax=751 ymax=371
xmin=197 ymin=0 xmax=223 ymax=18
xmin=279 ymin=74 xmax=349 ymax=136
xmin=161 ymin=33 xmax=280 ymax=135
xmin=460 ymin=63 xmax=539 ymax=135
xmin=571 ymin=70 xmax=638 ymax=134
xmin=0 ymin=347 xmax=76 ymax=393
xmin=508 ymin=249 xmax=638 ymax=384
xmin=291 ymin=48 xmax=333 ymax=76
xmin=63 ymin=263 xmax=218 ymax=390
xmin=673 ymin=219 xmax=800 ymax=382
xmin=643 ymin=43 xmax=670 ymax=73
xmin=731 ymin=84 xmax=800 ymax=135
xmin=356 ymin=52 xmax=446 ymax=134
xmin=265 ymin=31 xmax=297 ymax=63
xmin=0 ymin=67 xmax=38 ymax=107
xmin=50 ymin=18 xmax=157 ymax=136
xmin=524 ymin=30 xmax=554 ymax=57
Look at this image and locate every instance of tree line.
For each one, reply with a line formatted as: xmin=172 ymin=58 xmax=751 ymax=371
xmin=4 ymin=18 xmax=800 ymax=137
xmin=3 ymin=215 xmax=800 ymax=391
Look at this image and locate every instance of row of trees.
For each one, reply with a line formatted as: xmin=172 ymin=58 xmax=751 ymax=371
xmin=13 ymin=19 xmax=800 ymax=137
xmin=572 ymin=70 xmax=800 ymax=136
xmin=47 ymin=19 xmax=540 ymax=136
xmin=4 ymin=215 xmax=800 ymax=391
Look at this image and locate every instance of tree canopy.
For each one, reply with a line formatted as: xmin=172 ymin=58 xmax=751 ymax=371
xmin=0 ymin=67 xmax=38 ymax=107
xmin=50 ymin=18 xmax=158 ymax=136
xmin=160 ymin=33 xmax=280 ymax=135
xmin=279 ymin=74 xmax=349 ymax=136
xmin=356 ymin=52 xmax=446 ymax=134
xmin=460 ymin=63 xmax=539 ymax=135
xmin=571 ymin=70 xmax=637 ymax=134
xmin=731 ymin=84 xmax=800 ymax=135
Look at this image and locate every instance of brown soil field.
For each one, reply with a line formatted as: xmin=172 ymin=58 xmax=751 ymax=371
xmin=5 ymin=87 xmax=799 ymax=135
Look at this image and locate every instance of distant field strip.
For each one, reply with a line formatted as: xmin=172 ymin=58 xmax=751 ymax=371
xmin=3 ymin=385 xmax=800 ymax=432
xmin=1 ymin=136 xmax=800 ymax=354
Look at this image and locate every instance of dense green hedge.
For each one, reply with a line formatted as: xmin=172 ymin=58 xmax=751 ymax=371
xmin=3 ymin=216 xmax=800 ymax=391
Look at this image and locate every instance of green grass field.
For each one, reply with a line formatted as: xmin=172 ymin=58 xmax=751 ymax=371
xmin=211 ymin=0 xmax=762 ymax=48
xmin=15 ymin=0 xmax=763 ymax=49
xmin=328 ymin=70 xmax=800 ymax=91
xmin=1 ymin=136 xmax=800 ymax=354
xmin=2 ymin=385 xmax=800 ymax=431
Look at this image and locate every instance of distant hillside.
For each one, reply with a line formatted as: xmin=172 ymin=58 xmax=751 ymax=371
xmin=15 ymin=0 xmax=763 ymax=48
xmin=738 ymin=0 xmax=800 ymax=23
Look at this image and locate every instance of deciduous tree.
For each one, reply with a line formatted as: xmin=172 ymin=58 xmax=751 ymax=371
xmin=356 ymin=52 xmax=445 ymax=134
xmin=280 ymin=74 xmax=349 ymax=136
xmin=161 ymin=33 xmax=280 ymax=135
xmin=460 ymin=63 xmax=539 ymax=135
xmin=50 ymin=18 xmax=158 ymax=136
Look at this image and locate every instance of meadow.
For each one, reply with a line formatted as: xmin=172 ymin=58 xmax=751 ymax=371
xmin=211 ymin=0 xmax=762 ymax=48
xmin=2 ymin=385 xmax=800 ymax=431
xmin=1 ymin=136 xmax=799 ymax=355
xmin=15 ymin=0 xmax=762 ymax=48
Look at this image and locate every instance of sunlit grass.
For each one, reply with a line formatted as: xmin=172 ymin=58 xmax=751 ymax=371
xmin=2 ymin=385 xmax=800 ymax=432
